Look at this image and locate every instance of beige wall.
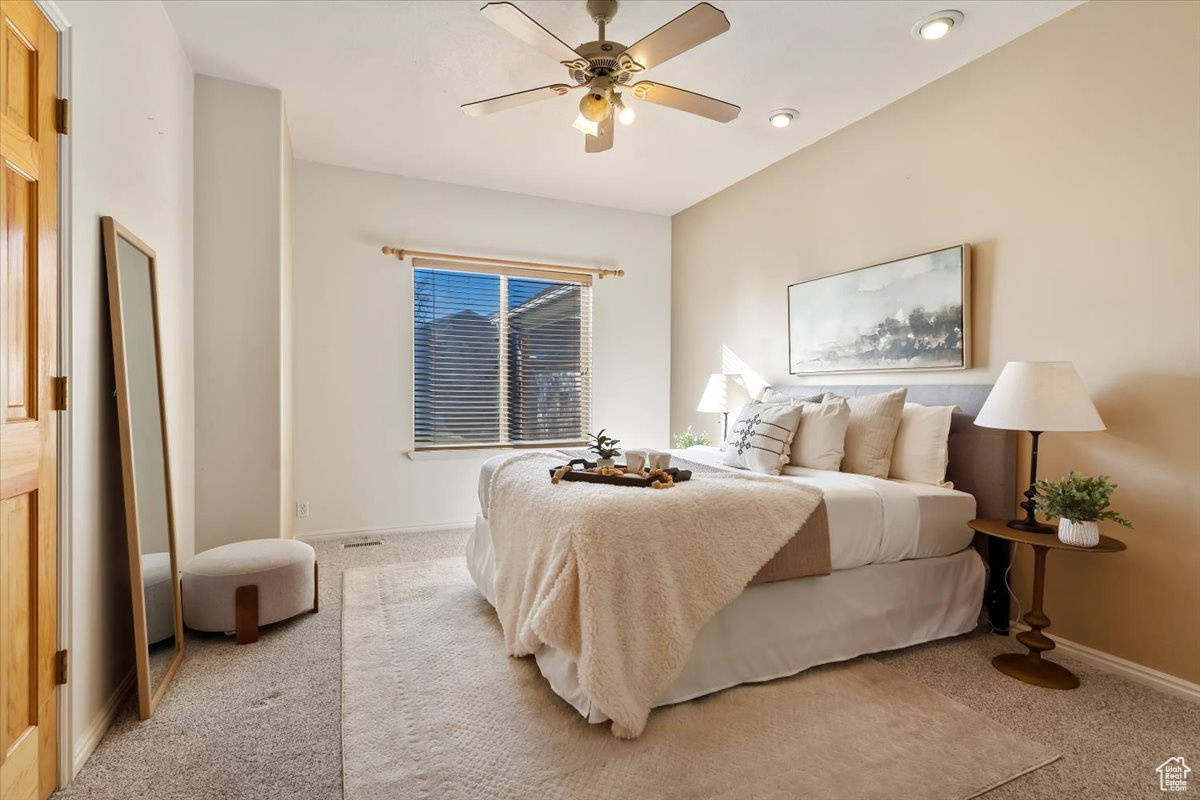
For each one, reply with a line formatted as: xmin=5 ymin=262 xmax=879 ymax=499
xmin=194 ymin=76 xmax=293 ymax=550
xmin=60 ymin=0 xmax=195 ymax=773
xmin=280 ymin=113 xmax=294 ymax=539
xmin=292 ymin=161 xmax=671 ymax=537
xmin=671 ymin=1 xmax=1199 ymax=682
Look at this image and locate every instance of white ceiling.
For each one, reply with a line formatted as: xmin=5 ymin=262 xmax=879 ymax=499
xmin=163 ymin=0 xmax=1081 ymax=215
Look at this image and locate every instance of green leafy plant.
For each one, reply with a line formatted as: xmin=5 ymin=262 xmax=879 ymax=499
xmin=1034 ymin=472 xmax=1133 ymax=528
xmin=673 ymin=427 xmax=712 ymax=448
xmin=587 ymin=429 xmax=622 ymax=461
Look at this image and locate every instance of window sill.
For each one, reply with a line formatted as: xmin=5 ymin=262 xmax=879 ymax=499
xmin=406 ymin=445 xmax=582 ymax=461
xmin=406 ymin=448 xmax=516 ymax=461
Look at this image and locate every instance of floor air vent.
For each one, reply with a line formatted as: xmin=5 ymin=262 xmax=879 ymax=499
xmin=343 ymin=539 xmax=384 ymax=549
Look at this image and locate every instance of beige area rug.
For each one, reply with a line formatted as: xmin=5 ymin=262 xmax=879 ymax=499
xmin=342 ymin=558 xmax=1058 ymax=800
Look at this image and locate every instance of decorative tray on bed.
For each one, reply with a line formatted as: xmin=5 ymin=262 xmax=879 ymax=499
xmin=548 ymin=458 xmax=693 ymax=488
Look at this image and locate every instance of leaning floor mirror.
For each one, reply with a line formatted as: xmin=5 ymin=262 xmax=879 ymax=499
xmin=102 ymin=217 xmax=184 ymax=719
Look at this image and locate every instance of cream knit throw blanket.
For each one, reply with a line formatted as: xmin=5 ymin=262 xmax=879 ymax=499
xmin=488 ymin=452 xmax=824 ymax=739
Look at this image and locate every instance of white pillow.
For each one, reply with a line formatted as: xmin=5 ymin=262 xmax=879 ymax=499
xmin=725 ymin=391 xmax=821 ymax=452
xmin=721 ymin=401 xmax=803 ymax=475
xmin=760 ymin=388 xmax=827 ymax=405
xmin=889 ymin=403 xmax=958 ymax=486
xmin=789 ymin=396 xmax=851 ymax=471
xmin=838 ymin=388 xmax=907 ymax=478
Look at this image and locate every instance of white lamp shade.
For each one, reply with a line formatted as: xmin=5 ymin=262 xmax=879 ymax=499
xmin=975 ymin=361 xmax=1105 ymax=432
xmin=697 ymin=373 xmax=751 ymax=414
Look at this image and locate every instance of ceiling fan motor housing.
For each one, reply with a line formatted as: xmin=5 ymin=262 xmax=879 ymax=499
xmin=568 ymin=40 xmax=637 ymax=85
xmin=586 ymin=0 xmax=619 ymax=25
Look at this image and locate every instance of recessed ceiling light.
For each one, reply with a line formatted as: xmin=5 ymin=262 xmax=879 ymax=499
xmin=768 ymin=108 xmax=797 ymax=128
xmin=912 ymin=10 xmax=964 ymax=41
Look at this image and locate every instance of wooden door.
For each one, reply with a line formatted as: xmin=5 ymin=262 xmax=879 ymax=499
xmin=0 ymin=1 xmax=58 ymax=798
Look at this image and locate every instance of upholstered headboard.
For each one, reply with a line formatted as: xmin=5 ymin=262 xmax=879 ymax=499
xmin=763 ymin=384 xmax=1016 ymax=520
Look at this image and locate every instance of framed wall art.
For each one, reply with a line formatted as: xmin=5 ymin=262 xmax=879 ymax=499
xmin=787 ymin=244 xmax=971 ymax=375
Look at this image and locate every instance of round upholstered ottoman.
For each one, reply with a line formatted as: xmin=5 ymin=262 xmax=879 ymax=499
xmin=142 ymin=552 xmax=177 ymax=645
xmin=182 ymin=539 xmax=318 ymax=644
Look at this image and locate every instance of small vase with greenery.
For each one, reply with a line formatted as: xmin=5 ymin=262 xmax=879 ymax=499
xmin=587 ymin=429 xmax=622 ymax=469
xmin=673 ymin=427 xmax=712 ymax=449
xmin=1034 ymin=472 xmax=1132 ymax=547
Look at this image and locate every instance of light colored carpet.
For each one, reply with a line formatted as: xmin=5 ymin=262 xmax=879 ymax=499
xmin=55 ymin=530 xmax=469 ymax=800
xmin=343 ymin=557 xmax=1057 ymax=800
xmin=57 ymin=529 xmax=1199 ymax=799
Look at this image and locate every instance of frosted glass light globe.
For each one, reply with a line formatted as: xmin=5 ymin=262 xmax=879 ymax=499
xmin=578 ymin=92 xmax=611 ymax=124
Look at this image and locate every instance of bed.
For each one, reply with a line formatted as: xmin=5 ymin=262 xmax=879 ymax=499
xmin=466 ymin=384 xmax=1015 ymax=725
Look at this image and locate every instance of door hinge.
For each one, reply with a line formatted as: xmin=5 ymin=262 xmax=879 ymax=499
xmin=55 ymin=98 xmax=69 ymax=135
xmin=51 ymin=376 xmax=67 ymax=411
xmin=55 ymin=650 xmax=68 ymax=685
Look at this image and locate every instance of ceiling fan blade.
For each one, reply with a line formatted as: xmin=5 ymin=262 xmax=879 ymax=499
xmin=461 ymin=83 xmax=576 ymax=117
xmin=630 ymin=81 xmax=739 ymax=123
xmin=480 ymin=2 xmax=582 ymax=65
xmin=618 ymin=2 xmax=730 ymax=72
xmin=585 ymin=118 xmax=614 ymax=153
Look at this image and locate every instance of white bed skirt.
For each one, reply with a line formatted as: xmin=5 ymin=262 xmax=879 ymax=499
xmin=467 ymin=512 xmax=985 ymax=724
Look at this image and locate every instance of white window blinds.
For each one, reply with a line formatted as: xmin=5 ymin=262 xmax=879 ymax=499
xmin=413 ymin=259 xmax=593 ymax=450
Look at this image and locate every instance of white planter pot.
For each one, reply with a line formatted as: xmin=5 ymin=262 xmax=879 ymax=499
xmin=1058 ymin=518 xmax=1100 ymax=547
xmin=595 ymin=458 xmax=615 ymax=470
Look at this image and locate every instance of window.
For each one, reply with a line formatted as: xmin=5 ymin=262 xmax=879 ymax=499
xmin=413 ymin=261 xmax=592 ymax=450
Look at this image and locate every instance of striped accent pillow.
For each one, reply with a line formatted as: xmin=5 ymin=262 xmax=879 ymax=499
xmin=721 ymin=401 xmax=803 ymax=475
xmin=838 ymin=389 xmax=908 ymax=478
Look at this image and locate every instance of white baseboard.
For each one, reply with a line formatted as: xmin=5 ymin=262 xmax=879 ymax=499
xmin=72 ymin=667 xmax=136 ymax=778
xmin=1009 ymin=621 xmax=1199 ymax=703
xmin=297 ymin=520 xmax=475 ymax=544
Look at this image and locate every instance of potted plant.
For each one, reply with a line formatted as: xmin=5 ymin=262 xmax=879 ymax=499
xmin=673 ymin=427 xmax=712 ymax=449
xmin=587 ymin=429 xmax=622 ymax=469
xmin=1033 ymin=472 xmax=1133 ymax=547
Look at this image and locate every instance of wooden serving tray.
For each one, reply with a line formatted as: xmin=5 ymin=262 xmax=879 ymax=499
xmin=548 ymin=458 xmax=692 ymax=487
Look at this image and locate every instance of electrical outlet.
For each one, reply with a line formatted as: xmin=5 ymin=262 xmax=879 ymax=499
xmin=296 ymin=502 xmax=309 ymax=518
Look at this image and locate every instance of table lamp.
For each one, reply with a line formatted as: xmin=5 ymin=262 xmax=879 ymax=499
xmin=697 ymin=373 xmax=751 ymax=441
xmin=975 ymin=361 xmax=1105 ymax=533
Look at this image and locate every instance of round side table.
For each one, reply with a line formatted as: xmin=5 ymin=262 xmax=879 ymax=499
xmin=968 ymin=518 xmax=1126 ymax=690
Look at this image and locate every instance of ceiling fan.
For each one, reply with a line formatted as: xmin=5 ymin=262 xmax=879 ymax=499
xmin=462 ymin=0 xmax=740 ymax=153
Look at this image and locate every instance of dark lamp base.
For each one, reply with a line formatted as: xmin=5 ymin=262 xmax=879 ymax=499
xmin=1007 ymin=518 xmax=1056 ymax=534
xmin=1011 ymin=430 xmax=1056 ymax=535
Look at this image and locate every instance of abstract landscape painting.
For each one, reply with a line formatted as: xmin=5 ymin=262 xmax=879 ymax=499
xmin=788 ymin=245 xmax=970 ymax=374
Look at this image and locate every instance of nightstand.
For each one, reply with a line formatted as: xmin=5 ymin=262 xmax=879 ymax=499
xmin=968 ymin=518 xmax=1126 ymax=690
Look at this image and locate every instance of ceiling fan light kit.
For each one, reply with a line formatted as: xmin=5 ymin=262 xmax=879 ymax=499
xmin=463 ymin=0 xmax=741 ymax=152
xmin=579 ymin=87 xmax=613 ymax=123
xmin=613 ymin=93 xmax=635 ymax=125
xmin=571 ymin=112 xmax=600 ymax=137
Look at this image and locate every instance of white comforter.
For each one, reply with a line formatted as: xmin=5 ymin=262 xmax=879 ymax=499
xmin=487 ymin=452 xmax=824 ymax=739
xmin=477 ymin=446 xmax=976 ymax=572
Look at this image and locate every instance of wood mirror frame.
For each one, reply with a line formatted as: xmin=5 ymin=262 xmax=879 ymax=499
xmin=101 ymin=217 xmax=185 ymax=719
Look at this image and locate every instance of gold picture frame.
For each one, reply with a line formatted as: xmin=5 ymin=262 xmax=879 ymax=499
xmin=787 ymin=244 xmax=972 ymax=375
